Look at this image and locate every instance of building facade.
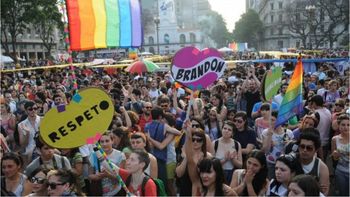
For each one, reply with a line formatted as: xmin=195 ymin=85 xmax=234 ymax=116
xmin=246 ymin=0 xmax=348 ymax=50
xmin=141 ymin=0 xmax=215 ymax=55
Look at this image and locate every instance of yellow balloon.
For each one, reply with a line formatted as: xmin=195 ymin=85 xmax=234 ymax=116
xmin=40 ymin=88 xmax=114 ymax=148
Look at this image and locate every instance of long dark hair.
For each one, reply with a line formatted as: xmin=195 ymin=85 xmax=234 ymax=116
xmin=290 ymin=174 xmax=320 ymax=196
xmin=192 ymin=130 xmax=207 ymax=158
xmin=243 ymin=150 xmax=268 ymax=196
xmin=197 ymin=158 xmax=224 ymax=196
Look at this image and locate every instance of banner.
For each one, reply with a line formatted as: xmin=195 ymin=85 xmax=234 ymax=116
xmin=171 ymin=47 xmax=227 ymax=91
xmin=40 ymin=88 xmax=114 ymax=148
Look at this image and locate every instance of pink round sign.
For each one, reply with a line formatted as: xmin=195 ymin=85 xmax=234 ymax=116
xmin=171 ymin=47 xmax=227 ymax=91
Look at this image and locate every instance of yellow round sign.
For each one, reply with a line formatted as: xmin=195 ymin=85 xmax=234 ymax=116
xmin=40 ymin=88 xmax=114 ymax=148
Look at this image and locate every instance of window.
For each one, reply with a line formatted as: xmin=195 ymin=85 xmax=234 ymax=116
xmin=296 ymin=41 xmax=300 ymax=48
xmin=279 ymin=14 xmax=282 ymax=22
xmin=279 ymin=2 xmax=282 ymax=9
xmin=270 ymin=29 xmax=274 ymax=35
xmin=179 ymin=34 xmax=186 ymax=43
xmin=278 ymin=40 xmax=283 ymax=48
xmin=190 ymin=33 xmax=196 ymax=43
xmin=270 ymin=3 xmax=274 ymax=10
xmin=149 ymin=47 xmax=155 ymax=54
xmin=279 ymin=28 xmax=283 ymax=35
xmin=271 ymin=15 xmax=274 ymax=23
xmin=148 ymin=36 xmax=154 ymax=45
xmin=164 ymin=34 xmax=170 ymax=44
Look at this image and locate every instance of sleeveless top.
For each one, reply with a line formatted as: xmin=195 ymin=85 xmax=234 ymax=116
xmin=335 ymin=136 xmax=350 ymax=173
xmin=4 ymin=174 xmax=26 ymax=196
xmin=302 ymin=156 xmax=320 ymax=181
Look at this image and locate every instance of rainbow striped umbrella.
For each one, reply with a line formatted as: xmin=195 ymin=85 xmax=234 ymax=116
xmin=125 ymin=60 xmax=160 ymax=74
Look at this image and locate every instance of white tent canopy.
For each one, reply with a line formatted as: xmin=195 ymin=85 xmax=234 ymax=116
xmin=218 ymin=47 xmax=233 ymax=52
xmin=0 ymin=54 xmax=14 ymax=63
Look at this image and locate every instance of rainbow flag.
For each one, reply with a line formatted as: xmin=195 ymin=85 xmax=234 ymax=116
xmin=275 ymin=57 xmax=304 ymax=128
xmin=66 ymin=0 xmax=142 ymax=51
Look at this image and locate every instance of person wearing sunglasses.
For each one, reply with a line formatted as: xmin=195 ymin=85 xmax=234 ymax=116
xmin=331 ymin=98 xmax=346 ymax=136
xmin=297 ymin=129 xmax=329 ymax=196
xmin=47 ymin=169 xmax=84 ymax=197
xmin=232 ymin=111 xmax=257 ymax=160
xmin=267 ymin=154 xmax=303 ymax=196
xmin=18 ymin=101 xmax=42 ymax=166
xmin=138 ymin=102 xmax=153 ymax=132
xmin=27 ymin=167 xmax=50 ymax=197
xmin=176 ymin=123 xmax=211 ymax=196
xmin=331 ymin=114 xmax=349 ymax=196
xmin=183 ymin=122 xmax=236 ymax=196
xmin=1 ymin=152 xmax=32 ymax=196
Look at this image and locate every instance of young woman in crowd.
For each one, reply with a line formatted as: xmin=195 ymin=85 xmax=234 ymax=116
xmin=292 ymin=113 xmax=319 ymax=140
xmin=0 ymin=103 xmax=17 ymax=150
xmin=27 ymin=167 xmax=49 ymax=197
xmin=130 ymin=132 xmax=158 ymax=179
xmin=204 ymin=107 xmax=223 ymax=141
xmin=1 ymin=152 xmax=32 ymax=196
xmin=214 ymin=120 xmax=242 ymax=184
xmin=267 ymin=154 xmax=303 ymax=196
xmin=176 ymin=124 xmax=211 ymax=196
xmin=331 ymin=113 xmax=350 ymax=196
xmin=60 ymin=147 xmax=85 ymax=192
xmin=288 ymin=174 xmax=323 ymax=197
xmin=88 ymin=132 xmax=126 ymax=196
xmin=47 ymin=169 xmax=84 ymax=196
xmin=230 ymin=149 xmax=269 ymax=196
xmin=262 ymin=111 xmax=294 ymax=179
xmin=254 ymin=103 xmax=271 ymax=146
xmin=210 ymin=94 xmax=228 ymax=121
xmin=184 ymin=121 xmax=236 ymax=196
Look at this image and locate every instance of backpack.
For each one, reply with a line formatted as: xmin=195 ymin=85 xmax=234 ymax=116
xmin=214 ymin=139 xmax=239 ymax=153
xmin=126 ymin=174 xmax=167 ymax=196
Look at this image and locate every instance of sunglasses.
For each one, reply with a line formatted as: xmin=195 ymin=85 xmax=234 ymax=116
xmin=27 ymin=107 xmax=38 ymax=111
xmin=335 ymin=104 xmax=344 ymax=107
xmin=145 ymin=106 xmax=152 ymax=109
xmin=299 ymin=144 xmax=314 ymax=152
xmin=233 ymin=119 xmax=243 ymax=123
xmin=192 ymin=124 xmax=201 ymax=128
xmin=192 ymin=138 xmax=203 ymax=143
xmin=48 ymin=182 xmax=65 ymax=190
xmin=30 ymin=177 xmax=46 ymax=184
xmin=160 ymin=105 xmax=168 ymax=108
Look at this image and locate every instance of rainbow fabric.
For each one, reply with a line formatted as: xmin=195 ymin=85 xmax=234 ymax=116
xmin=275 ymin=58 xmax=304 ymax=128
xmin=66 ymin=0 xmax=142 ymax=51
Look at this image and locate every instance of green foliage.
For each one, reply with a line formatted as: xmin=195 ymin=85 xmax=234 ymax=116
xmin=1 ymin=0 xmax=28 ymax=61
xmin=25 ymin=0 xmax=64 ymax=58
xmin=232 ymin=9 xmax=263 ymax=48
xmin=199 ymin=10 xmax=232 ymax=48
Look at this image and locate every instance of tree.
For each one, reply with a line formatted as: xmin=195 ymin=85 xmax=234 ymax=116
xmin=141 ymin=9 xmax=154 ymax=35
xmin=286 ymin=0 xmax=349 ymax=49
xmin=199 ymin=10 xmax=232 ymax=48
xmin=232 ymin=9 xmax=263 ymax=49
xmin=25 ymin=0 xmax=64 ymax=59
xmin=1 ymin=0 xmax=28 ymax=62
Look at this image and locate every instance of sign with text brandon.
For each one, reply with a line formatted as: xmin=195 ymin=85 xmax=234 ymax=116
xmin=39 ymin=88 xmax=114 ymax=148
xmin=171 ymin=47 xmax=227 ymax=91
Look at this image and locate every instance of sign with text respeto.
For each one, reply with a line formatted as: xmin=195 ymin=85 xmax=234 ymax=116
xmin=40 ymin=88 xmax=114 ymax=148
xmin=171 ymin=47 xmax=227 ymax=91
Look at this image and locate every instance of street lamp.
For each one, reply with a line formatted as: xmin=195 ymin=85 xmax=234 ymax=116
xmin=154 ymin=16 xmax=160 ymax=55
xmin=305 ymin=5 xmax=316 ymax=49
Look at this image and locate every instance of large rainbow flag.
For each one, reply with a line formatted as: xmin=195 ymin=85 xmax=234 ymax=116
xmin=66 ymin=0 xmax=142 ymax=51
xmin=275 ymin=57 xmax=304 ymax=128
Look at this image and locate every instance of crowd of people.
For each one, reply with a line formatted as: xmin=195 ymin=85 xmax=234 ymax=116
xmin=0 ymin=56 xmax=349 ymax=196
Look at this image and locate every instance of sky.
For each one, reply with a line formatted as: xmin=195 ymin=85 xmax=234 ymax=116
xmin=208 ymin=0 xmax=246 ymax=32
